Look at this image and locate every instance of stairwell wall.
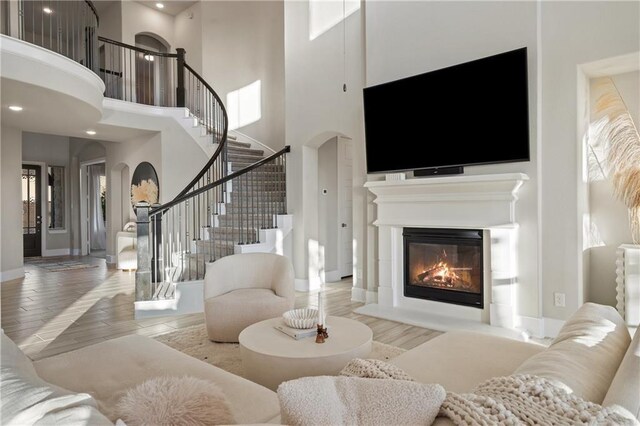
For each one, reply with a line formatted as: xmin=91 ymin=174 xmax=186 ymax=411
xmin=200 ymin=1 xmax=285 ymax=151
xmin=284 ymin=0 xmax=367 ymax=293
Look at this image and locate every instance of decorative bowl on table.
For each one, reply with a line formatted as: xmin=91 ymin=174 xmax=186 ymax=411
xmin=282 ymin=308 xmax=318 ymax=329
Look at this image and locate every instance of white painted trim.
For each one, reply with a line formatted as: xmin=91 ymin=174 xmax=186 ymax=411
xmin=0 ymin=35 xmax=105 ymax=92
xmin=80 ymin=159 xmax=106 ymax=257
xmin=48 ymin=229 xmax=68 ymax=234
xmin=365 ymin=290 xmax=378 ymax=304
xmin=0 ymin=268 xmax=24 ymax=282
xmin=515 ymin=315 xmax=565 ymax=339
xmin=543 ymin=317 xmax=565 ymax=338
xmin=295 ymin=278 xmax=309 ymax=292
xmin=351 ymin=287 xmax=366 ymax=302
xmin=324 ymin=270 xmax=341 ymax=283
xmin=228 ymin=129 xmax=276 ymax=154
xmin=43 ymin=249 xmax=70 ymax=257
xmin=106 ymin=255 xmax=116 ymax=265
xmin=71 ymin=249 xmax=81 ymax=256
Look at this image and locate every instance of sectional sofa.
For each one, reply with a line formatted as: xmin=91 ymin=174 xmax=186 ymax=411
xmin=1 ymin=302 xmax=638 ymax=424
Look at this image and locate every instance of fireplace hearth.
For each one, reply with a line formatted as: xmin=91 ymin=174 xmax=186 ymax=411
xmin=404 ymin=228 xmax=483 ymax=308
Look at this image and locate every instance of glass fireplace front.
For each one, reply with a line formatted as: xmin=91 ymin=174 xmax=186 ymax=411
xmin=403 ymin=228 xmax=483 ymax=308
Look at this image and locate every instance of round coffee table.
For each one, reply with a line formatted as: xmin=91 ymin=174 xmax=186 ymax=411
xmin=239 ymin=315 xmax=373 ymax=390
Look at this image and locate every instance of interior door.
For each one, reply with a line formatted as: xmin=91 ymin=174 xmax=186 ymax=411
xmin=22 ymin=165 xmax=42 ymax=257
xmin=337 ymin=138 xmax=353 ymax=278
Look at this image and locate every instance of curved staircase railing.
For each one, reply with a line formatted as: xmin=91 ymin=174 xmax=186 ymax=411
xmin=134 ymin=146 xmax=290 ymax=301
xmin=1 ymin=2 xmax=291 ymax=303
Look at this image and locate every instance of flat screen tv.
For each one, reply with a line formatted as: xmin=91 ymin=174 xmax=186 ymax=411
xmin=363 ymin=47 xmax=530 ymax=175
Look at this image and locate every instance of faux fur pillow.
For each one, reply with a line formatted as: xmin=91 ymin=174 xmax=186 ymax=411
xmin=116 ymin=376 xmax=234 ymax=426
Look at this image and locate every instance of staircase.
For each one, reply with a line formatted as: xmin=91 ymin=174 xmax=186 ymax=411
xmin=3 ymin=0 xmax=292 ymax=317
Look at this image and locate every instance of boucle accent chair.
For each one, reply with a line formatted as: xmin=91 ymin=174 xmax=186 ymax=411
xmin=204 ymin=252 xmax=295 ymax=342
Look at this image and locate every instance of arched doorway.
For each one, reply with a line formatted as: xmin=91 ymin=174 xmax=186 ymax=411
xmin=318 ymin=136 xmax=353 ymax=282
xmin=134 ymin=33 xmax=170 ymax=106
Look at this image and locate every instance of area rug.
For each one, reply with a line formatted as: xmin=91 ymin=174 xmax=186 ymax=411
xmin=154 ymin=324 xmax=406 ymax=380
xmin=26 ymin=257 xmax=99 ymax=272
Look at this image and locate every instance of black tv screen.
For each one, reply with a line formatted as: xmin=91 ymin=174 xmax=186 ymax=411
xmin=363 ymin=47 xmax=530 ymax=174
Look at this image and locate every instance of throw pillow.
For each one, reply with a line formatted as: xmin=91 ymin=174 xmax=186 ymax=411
xmin=278 ymin=376 xmax=445 ymax=426
xmin=339 ymin=358 xmax=415 ymax=381
xmin=515 ymin=302 xmax=631 ymax=404
xmin=116 ymin=376 xmax=234 ymax=426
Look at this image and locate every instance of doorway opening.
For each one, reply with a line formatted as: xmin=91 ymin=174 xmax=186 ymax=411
xmin=81 ymin=161 xmax=107 ymax=258
xmin=22 ymin=164 xmax=42 ymax=257
xmin=135 ymin=33 xmax=170 ymax=106
xmin=317 ymin=136 xmax=353 ymax=282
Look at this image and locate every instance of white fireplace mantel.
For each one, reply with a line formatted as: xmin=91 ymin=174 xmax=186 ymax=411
xmin=361 ymin=172 xmax=529 ymax=333
xmin=364 ymin=173 xmax=528 ymax=228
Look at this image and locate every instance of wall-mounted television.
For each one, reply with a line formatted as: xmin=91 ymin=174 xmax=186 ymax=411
xmin=363 ymin=47 xmax=530 ymax=176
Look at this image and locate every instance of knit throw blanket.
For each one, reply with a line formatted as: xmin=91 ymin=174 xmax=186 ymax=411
xmin=440 ymin=374 xmax=637 ymax=425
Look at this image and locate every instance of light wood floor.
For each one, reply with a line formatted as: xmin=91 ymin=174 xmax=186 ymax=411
xmin=1 ymin=256 xmax=442 ymax=361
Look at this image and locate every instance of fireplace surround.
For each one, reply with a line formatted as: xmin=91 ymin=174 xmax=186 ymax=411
xmin=362 ymin=173 xmax=528 ymax=331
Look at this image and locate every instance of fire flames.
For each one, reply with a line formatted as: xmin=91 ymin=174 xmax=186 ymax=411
xmin=415 ymin=250 xmax=472 ymax=289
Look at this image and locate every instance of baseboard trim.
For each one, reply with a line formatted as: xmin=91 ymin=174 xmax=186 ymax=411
xmin=515 ymin=315 xmax=566 ymax=339
xmin=365 ymin=290 xmax=378 ymax=304
xmin=295 ymin=278 xmax=309 ymax=292
xmin=351 ymin=287 xmax=366 ymax=302
xmin=324 ymin=270 xmax=341 ymax=283
xmin=71 ymin=249 xmax=81 ymax=256
xmin=43 ymin=248 xmax=70 ymax=257
xmin=543 ymin=317 xmax=565 ymax=338
xmin=0 ymin=267 xmax=24 ymax=282
xmin=105 ymin=255 xmax=116 ymax=265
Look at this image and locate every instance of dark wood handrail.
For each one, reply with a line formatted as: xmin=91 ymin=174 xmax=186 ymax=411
xmin=171 ymin=61 xmax=230 ymax=200
xmin=85 ymin=1 xmax=99 ymax=26
xmin=151 ymin=146 xmax=291 ymax=216
xmin=98 ymin=36 xmax=180 ymax=58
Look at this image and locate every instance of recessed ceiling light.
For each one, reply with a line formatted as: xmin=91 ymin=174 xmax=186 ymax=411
xmin=86 ymin=130 xmax=96 ymax=136
xmin=8 ymin=105 xmax=23 ymax=111
xmin=43 ymin=7 xmax=53 ymax=14
xmin=155 ymin=3 xmax=164 ymax=9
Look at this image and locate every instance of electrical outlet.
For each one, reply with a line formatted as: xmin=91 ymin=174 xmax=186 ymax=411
xmin=554 ymin=292 xmax=566 ymax=307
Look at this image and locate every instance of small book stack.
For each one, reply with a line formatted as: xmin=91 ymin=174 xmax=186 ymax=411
xmin=274 ymin=323 xmax=331 ymax=340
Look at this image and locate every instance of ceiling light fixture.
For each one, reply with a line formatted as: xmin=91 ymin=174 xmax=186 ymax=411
xmin=43 ymin=7 xmax=53 ymax=14
xmin=156 ymin=3 xmax=164 ymax=9
xmin=86 ymin=130 xmax=96 ymax=136
xmin=8 ymin=105 xmax=23 ymax=112
xmin=143 ymin=54 xmax=155 ymax=62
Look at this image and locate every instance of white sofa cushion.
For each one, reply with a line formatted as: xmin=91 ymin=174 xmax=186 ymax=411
xmin=389 ymin=330 xmax=545 ymax=393
xmin=602 ymin=328 xmax=640 ymax=420
xmin=516 ymin=302 xmax=631 ymax=404
xmin=1 ymin=331 xmax=112 ymax=426
xmin=33 ymin=334 xmax=280 ymax=424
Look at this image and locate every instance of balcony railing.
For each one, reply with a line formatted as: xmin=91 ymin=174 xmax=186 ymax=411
xmin=2 ymin=0 xmax=99 ymax=73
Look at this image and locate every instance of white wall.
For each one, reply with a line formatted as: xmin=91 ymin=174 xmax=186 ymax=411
xmin=1 ymin=127 xmax=24 ymax=281
xmin=174 ymin=2 xmax=202 ymax=73
xmin=97 ymin=1 xmax=122 ymax=41
xmin=365 ymin=0 xmax=540 ymax=317
xmin=363 ymin=0 xmax=640 ymax=323
xmin=121 ymin=1 xmax=175 ymax=49
xmin=284 ymin=0 xmax=366 ymax=291
xmin=318 ymin=137 xmax=339 ymax=275
xmin=201 ymin=1 xmax=284 ymax=151
xmin=22 ymin=132 xmax=71 ymax=252
xmin=588 ymin=71 xmax=639 ymax=306
xmin=540 ymin=1 xmax=639 ymax=320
